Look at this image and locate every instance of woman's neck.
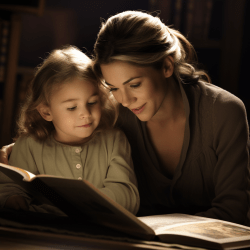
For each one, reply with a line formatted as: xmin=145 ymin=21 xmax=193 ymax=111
xmin=148 ymin=76 xmax=185 ymax=126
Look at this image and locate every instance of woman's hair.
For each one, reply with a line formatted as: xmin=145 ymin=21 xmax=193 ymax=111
xmin=93 ymin=10 xmax=210 ymax=84
xmin=15 ymin=45 xmax=117 ymax=141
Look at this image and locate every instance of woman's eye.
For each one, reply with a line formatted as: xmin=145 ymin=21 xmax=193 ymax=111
xmin=67 ymin=106 xmax=76 ymax=111
xmin=130 ymin=83 xmax=141 ymax=89
xmin=109 ymin=87 xmax=118 ymax=92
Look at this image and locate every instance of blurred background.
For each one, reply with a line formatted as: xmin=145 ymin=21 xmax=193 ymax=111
xmin=0 ymin=0 xmax=249 ymax=146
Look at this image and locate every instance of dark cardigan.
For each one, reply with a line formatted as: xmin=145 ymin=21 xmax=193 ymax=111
xmin=117 ymin=79 xmax=250 ymax=226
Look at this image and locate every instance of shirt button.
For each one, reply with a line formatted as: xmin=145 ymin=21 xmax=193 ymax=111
xmin=75 ymin=148 xmax=80 ymax=153
xmin=76 ymin=164 xmax=81 ymax=169
xmin=78 ymin=177 xmax=82 ymax=180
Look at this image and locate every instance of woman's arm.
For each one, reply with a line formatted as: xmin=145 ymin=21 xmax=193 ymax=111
xmin=0 ymin=143 xmax=14 ymax=164
xmin=0 ymin=139 xmax=35 ymax=209
xmin=196 ymin=94 xmax=250 ymax=226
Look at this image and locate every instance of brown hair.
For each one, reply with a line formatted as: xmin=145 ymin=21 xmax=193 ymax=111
xmin=15 ymin=45 xmax=117 ymax=141
xmin=93 ymin=10 xmax=210 ymax=83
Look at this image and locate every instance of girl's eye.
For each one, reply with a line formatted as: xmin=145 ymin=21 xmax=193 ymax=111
xmin=88 ymin=101 xmax=98 ymax=106
xmin=67 ymin=106 xmax=76 ymax=111
xmin=130 ymin=83 xmax=141 ymax=89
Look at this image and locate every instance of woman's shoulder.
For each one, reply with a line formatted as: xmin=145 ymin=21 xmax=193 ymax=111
xmin=193 ymin=81 xmax=246 ymax=113
xmin=194 ymin=82 xmax=248 ymax=127
xmin=200 ymin=81 xmax=243 ymax=103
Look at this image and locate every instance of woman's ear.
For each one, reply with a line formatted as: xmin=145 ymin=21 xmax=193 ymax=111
xmin=163 ymin=56 xmax=174 ymax=78
xmin=36 ymin=104 xmax=53 ymax=121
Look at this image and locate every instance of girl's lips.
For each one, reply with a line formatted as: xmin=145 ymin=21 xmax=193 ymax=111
xmin=78 ymin=123 xmax=92 ymax=128
xmin=131 ymin=104 xmax=146 ymax=115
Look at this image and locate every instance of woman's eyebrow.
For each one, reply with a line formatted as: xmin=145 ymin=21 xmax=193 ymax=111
xmin=105 ymin=76 xmax=142 ymax=86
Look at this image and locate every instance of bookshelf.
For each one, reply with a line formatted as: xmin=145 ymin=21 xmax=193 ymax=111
xmin=0 ymin=0 xmax=45 ymax=147
xmin=150 ymin=0 xmax=246 ymax=96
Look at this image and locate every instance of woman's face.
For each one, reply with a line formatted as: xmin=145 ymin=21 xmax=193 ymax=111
xmin=100 ymin=60 xmax=170 ymax=122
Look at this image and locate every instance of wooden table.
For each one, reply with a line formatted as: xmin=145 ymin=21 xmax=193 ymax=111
xmin=0 ymin=226 xmax=178 ymax=250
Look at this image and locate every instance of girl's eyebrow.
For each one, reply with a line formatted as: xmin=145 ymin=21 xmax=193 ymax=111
xmin=61 ymin=94 xmax=99 ymax=103
xmin=105 ymin=76 xmax=142 ymax=86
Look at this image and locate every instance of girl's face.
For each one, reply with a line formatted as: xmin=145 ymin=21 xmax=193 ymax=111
xmin=44 ymin=78 xmax=101 ymax=145
xmin=100 ymin=60 xmax=170 ymax=122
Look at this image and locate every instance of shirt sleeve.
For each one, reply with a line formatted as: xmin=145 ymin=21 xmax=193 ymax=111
xmin=196 ymin=93 xmax=250 ymax=225
xmin=0 ymin=136 xmax=38 ymax=208
xmin=99 ymin=130 xmax=140 ymax=215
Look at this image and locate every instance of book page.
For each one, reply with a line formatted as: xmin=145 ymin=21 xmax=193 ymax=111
xmin=34 ymin=176 xmax=155 ymax=239
xmin=139 ymin=214 xmax=250 ymax=245
xmin=138 ymin=214 xmax=208 ymax=232
xmin=0 ymin=163 xmax=35 ymax=182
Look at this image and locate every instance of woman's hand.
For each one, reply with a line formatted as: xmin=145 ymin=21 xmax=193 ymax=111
xmin=0 ymin=143 xmax=14 ymax=165
xmin=4 ymin=194 xmax=29 ymax=211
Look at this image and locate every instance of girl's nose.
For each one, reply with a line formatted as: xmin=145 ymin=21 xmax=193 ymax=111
xmin=79 ymin=107 xmax=91 ymax=118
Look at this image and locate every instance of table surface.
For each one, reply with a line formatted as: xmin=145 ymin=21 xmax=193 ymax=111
xmin=0 ymin=226 xmax=179 ymax=250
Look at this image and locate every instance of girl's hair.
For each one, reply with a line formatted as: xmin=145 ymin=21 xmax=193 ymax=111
xmin=15 ymin=45 xmax=117 ymax=141
xmin=93 ymin=10 xmax=210 ymax=84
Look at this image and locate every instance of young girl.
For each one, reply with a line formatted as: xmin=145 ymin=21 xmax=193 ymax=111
xmin=0 ymin=45 xmax=139 ymax=215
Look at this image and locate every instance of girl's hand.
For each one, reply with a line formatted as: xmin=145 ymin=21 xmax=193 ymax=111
xmin=4 ymin=195 xmax=29 ymax=211
xmin=0 ymin=143 xmax=14 ymax=165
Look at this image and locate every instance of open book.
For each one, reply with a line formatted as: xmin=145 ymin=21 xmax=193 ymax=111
xmin=0 ymin=163 xmax=250 ymax=250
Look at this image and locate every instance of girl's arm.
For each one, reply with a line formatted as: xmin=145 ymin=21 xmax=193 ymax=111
xmin=100 ymin=130 xmax=140 ymax=215
xmin=0 ymin=143 xmax=14 ymax=165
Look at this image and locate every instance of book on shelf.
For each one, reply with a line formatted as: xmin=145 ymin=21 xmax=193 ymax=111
xmin=158 ymin=0 xmax=172 ymax=25
xmin=0 ymin=162 xmax=250 ymax=250
xmin=203 ymin=0 xmax=214 ymax=40
xmin=185 ymin=0 xmax=195 ymax=38
xmin=185 ymin=0 xmax=214 ymax=40
xmin=173 ymin=0 xmax=183 ymax=30
xmin=0 ymin=19 xmax=10 ymax=83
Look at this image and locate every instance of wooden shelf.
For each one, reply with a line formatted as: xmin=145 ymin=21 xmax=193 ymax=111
xmin=0 ymin=0 xmax=45 ymax=16
xmin=0 ymin=1 xmax=45 ymax=147
xmin=190 ymin=39 xmax=221 ymax=49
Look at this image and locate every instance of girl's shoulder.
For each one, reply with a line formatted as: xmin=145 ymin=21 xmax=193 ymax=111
xmin=92 ymin=128 xmax=128 ymax=147
xmin=96 ymin=128 xmax=127 ymax=140
xmin=14 ymin=135 xmax=39 ymax=146
xmin=13 ymin=135 xmax=51 ymax=151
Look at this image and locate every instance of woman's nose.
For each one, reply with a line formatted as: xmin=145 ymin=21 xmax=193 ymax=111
xmin=120 ymin=90 xmax=135 ymax=107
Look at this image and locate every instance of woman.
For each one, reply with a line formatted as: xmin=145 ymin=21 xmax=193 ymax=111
xmin=1 ymin=10 xmax=250 ymax=225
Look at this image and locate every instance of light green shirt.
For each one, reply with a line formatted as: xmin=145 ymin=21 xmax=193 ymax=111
xmin=0 ymin=129 xmax=139 ymax=215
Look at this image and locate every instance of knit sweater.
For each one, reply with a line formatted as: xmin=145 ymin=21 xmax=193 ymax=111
xmin=118 ymin=79 xmax=250 ymax=226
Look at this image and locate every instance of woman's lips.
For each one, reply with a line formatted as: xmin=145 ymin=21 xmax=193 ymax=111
xmin=131 ymin=104 xmax=146 ymax=114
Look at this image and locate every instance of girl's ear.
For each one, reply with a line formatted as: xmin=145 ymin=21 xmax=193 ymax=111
xmin=163 ymin=56 xmax=174 ymax=78
xmin=37 ymin=104 xmax=53 ymax=121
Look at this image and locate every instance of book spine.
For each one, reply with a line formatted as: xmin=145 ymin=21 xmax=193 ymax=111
xmin=158 ymin=0 xmax=172 ymax=25
xmin=191 ymin=0 xmax=207 ymax=39
xmin=203 ymin=0 xmax=214 ymax=40
xmin=173 ymin=0 xmax=183 ymax=30
xmin=185 ymin=0 xmax=195 ymax=38
xmin=149 ymin=0 xmax=158 ymax=12
xmin=0 ymin=20 xmax=10 ymax=83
